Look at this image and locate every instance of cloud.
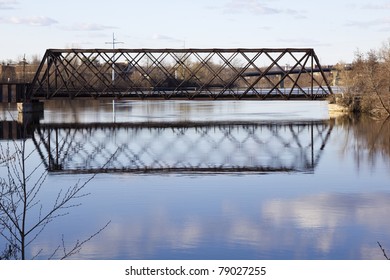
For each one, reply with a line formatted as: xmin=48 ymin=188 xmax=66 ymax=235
xmin=221 ymin=0 xmax=306 ymax=19
xmin=66 ymin=23 xmax=117 ymax=31
xmin=0 ymin=0 xmax=18 ymax=10
xmin=285 ymin=8 xmax=307 ymax=19
xmin=0 ymin=16 xmax=58 ymax=26
xmin=223 ymin=0 xmax=281 ymax=15
xmin=364 ymin=3 xmax=390 ymax=10
xmin=347 ymin=3 xmax=390 ymax=31
xmin=345 ymin=17 xmax=390 ymax=30
xmin=152 ymin=34 xmax=183 ymax=43
xmin=276 ymin=37 xmax=332 ymax=47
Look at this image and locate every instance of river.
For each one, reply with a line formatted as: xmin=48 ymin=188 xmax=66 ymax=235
xmin=0 ymin=100 xmax=389 ymax=260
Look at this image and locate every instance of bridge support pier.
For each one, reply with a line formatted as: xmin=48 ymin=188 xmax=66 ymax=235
xmin=17 ymin=102 xmax=44 ymax=125
xmin=17 ymin=101 xmax=44 ymax=114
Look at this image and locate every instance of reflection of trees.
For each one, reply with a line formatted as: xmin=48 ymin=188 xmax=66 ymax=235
xmin=0 ymin=122 xmax=110 ymax=260
xmin=337 ymin=115 xmax=390 ymax=167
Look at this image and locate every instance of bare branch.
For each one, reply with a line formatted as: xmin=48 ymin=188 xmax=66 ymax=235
xmin=0 ymin=120 xmax=118 ymax=259
xmin=377 ymin=241 xmax=390 ymax=260
xmin=60 ymin=220 xmax=111 ymax=259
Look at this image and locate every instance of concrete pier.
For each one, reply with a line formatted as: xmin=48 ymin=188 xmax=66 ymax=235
xmin=17 ymin=101 xmax=44 ymax=113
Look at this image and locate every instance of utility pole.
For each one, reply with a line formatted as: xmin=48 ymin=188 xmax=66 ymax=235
xmin=105 ymin=33 xmax=124 ymax=83
xmin=22 ymin=54 xmax=26 ymax=83
xmin=105 ymin=33 xmax=124 ymax=123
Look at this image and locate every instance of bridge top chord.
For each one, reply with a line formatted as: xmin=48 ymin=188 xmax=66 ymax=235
xmin=46 ymin=48 xmax=317 ymax=53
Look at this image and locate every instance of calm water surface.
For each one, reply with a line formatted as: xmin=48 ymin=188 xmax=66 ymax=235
xmin=1 ymin=100 xmax=389 ymax=260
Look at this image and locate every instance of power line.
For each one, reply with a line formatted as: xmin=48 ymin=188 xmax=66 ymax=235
xmin=105 ymin=33 xmax=124 ymax=49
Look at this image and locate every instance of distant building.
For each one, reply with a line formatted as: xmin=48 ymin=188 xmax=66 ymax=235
xmin=0 ymin=64 xmax=17 ymax=82
xmin=0 ymin=63 xmax=39 ymax=83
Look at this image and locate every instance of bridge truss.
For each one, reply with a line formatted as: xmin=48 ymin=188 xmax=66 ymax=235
xmin=28 ymin=48 xmax=333 ymax=101
xmin=32 ymin=121 xmax=333 ymax=174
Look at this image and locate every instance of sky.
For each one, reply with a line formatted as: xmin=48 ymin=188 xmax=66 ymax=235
xmin=0 ymin=0 xmax=389 ymax=64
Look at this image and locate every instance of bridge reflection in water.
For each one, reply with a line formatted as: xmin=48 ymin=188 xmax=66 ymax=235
xmin=31 ymin=121 xmax=333 ymax=174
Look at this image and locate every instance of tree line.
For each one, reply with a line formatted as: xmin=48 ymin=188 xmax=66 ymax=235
xmin=335 ymin=40 xmax=390 ymax=117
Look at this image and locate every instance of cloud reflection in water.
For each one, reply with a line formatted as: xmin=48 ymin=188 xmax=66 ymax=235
xmin=59 ymin=191 xmax=390 ymax=260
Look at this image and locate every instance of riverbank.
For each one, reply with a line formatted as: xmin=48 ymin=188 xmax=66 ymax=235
xmin=328 ymin=102 xmax=349 ymax=118
xmin=329 ymin=95 xmax=390 ymax=119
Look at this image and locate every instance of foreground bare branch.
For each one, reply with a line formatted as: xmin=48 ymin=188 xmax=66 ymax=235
xmin=377 ymin=241 xmax=390 ymax=260
xmin=0 ymin=120 xmax=118 ymax=259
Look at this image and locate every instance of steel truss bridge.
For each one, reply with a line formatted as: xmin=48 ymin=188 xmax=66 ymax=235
xmin=27 ymin=48 xmax=333 ymax=101
xmin=30 ymin=121 xmax=334 ymax=174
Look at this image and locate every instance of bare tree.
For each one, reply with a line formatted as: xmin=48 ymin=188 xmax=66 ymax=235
xmin=0 ymin=121 xmax=111 ymax=260
xmin=345 ymin=41 xmax=390 ymax=116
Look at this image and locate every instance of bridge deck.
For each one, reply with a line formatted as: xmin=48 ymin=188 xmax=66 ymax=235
xmin=31 ymin=88 xmax=329 ymax=100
